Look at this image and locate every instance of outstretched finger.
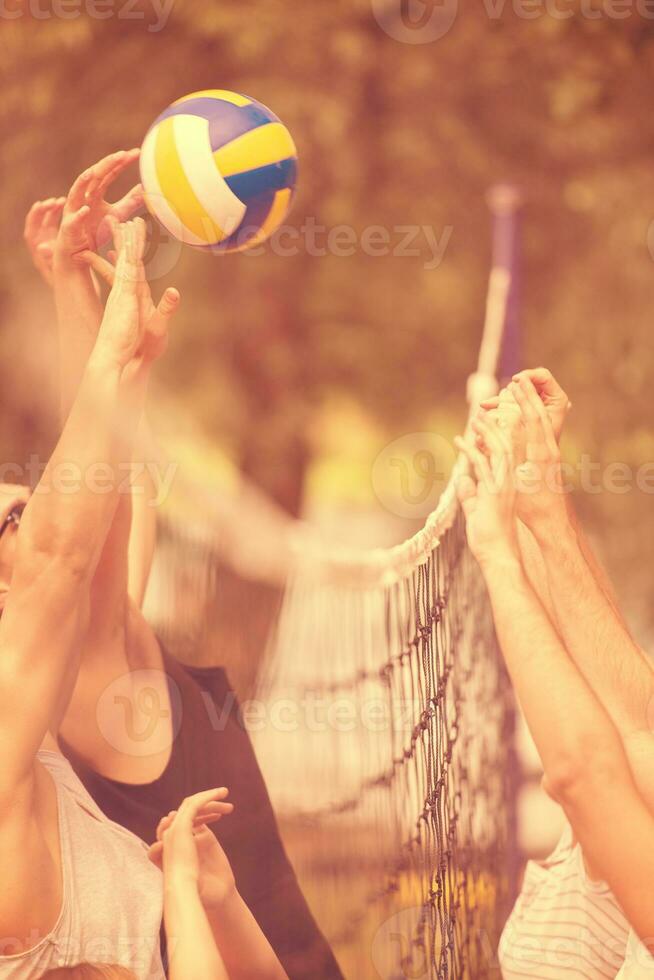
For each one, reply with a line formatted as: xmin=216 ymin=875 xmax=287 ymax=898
xmin=454 ymin=435 xmax=493 ymax=487
xmin=472 ymin=414 xmax=512 ymax=465
xmin=61 ymin=204 xmax=91 ymax=243
xmin=24 ymin=200 xmax=50 ymax=241
xmin=156 ymin=801 xmax=230 ymax=844
xmin=177 ymin=788 xmax=231 ymax=825
xmin=513 ymin=378 xmax=558 ymax=456
xmin=513 ymin=368 xmax=571 ymax=420
xmin=156 ymin=287 xmax=181 ymax=322
xmin=133 ymin=215 xmax=147 ymax=263
xmin=66 ymin=169 xmax=94 ymax=212
xmin=111 ymin=221 xmax=133 ymax=288
xmin=513 ymin=367 xmax=560 ymax=399
xmin=108 ymin=215 xmax=124 ymax=257
xmin=42 ymin=198 xmax=65 ymax=233
xmin=75 ymin=249 xmax=116 ymax=286
xmin=510 ymin=379 xmax=543 ymax=448
xmin=95 ymin=154 xmax=132 ymax=196
xmin=111 ymin=183 xmax=144 ymax=223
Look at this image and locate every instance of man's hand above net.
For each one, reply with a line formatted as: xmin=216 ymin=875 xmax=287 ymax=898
xmin=480 ymin=366 xmax=572 ymax=444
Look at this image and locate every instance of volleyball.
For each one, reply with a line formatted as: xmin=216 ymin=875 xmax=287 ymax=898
xmin=140 ymin=89 xmax=298 ymax=253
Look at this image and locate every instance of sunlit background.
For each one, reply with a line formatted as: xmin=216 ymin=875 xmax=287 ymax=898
xmin=2 ymin=3 xmax=654 ymax=976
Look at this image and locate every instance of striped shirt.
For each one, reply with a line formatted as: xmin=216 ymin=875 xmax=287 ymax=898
xmin=500 ymin=821 xmax=630 ymax=979
xmin=616 ymin=932 xmax=654 ymax=978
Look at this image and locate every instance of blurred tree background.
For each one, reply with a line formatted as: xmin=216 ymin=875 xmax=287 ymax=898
xmin=1 ymin=0 xmax=654 ymax=643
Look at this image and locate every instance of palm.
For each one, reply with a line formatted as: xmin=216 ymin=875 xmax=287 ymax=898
xmin=464 ymin=484 xmax=515 ymax=559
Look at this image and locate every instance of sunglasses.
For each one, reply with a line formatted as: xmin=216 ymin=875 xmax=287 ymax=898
xmin=0 ymin=502 xmax=26 ymax=545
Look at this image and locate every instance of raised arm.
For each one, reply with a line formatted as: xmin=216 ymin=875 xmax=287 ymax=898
xmin=0 ymin=217 xmax=166 ymax=799
xmin=456 ymin=409 xmax=654 ymax=950
xmin=26 ymin=155 xmax=157 ymax=609
xmin=481 ymin=369 xmax=627 ymax=627
xmin=149 ymin=791 xmax=289 ymax=980
xmin=493 ymin=375 xmax=654 ymax=811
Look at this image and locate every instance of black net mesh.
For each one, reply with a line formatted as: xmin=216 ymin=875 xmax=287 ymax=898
xmin=147 ymin=509 xmax=517 ymax=979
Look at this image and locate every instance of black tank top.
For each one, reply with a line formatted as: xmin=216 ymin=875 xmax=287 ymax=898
xmin=60 ymin=649 xmax=343 ymax=980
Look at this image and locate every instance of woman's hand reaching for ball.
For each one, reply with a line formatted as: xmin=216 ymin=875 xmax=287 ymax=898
xmin=79 ymin=216 xmax=180 ymax=373
xmin=92 ymin=217 xmax=180 ymax=386
xmin=55 ymin=149 xmax=143 ymax=264
xmin=24 ymin=197 xmax=66 ymax=286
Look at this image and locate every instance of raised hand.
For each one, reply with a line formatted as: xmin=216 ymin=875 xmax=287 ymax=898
xmin=56 ymin=149 xmax=143 ymax=260
xmin=94 ymin=217 xmax=179 ymax=378
xmin=148 ymin=788 xmax=236 ymax=910
xmin=454 ymin=414 xmax=517 ymax=565
xmin=76 ymin=219 xmax=179 ymax=366
xmin=480 ymin=367 xmax=571 ymax=444
xmin=24 ymin=197 xmax=66 ymax=286
xmin=509 ymin=375 xmax=570 ymax=532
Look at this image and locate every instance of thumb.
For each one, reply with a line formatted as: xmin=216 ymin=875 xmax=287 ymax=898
xmin=149 ymin=288 xmax=180 ymax=341
xmin=158 ymin=287 xmax=180 ymax=319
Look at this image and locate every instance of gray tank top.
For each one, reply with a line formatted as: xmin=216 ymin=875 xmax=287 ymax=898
xmin=0 ymin=751 xmax=165 ymax=979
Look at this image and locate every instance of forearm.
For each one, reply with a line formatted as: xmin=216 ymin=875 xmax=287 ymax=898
xmin=54 ymin=254 xmax=156 ymax=611
xmin=517 ymin=496 xmax=627 ymax=632
xmin=0 ymin=354 xmax=143 ymax=782
xmin=565 ymin=497 xmax=629 ymax=627
xmin=557 ymin=749 xmax=654 ymax=949
xmin=480 ymin=548 xmax=627 ymax=787
xmin=516 ymin=519 xmax=557 ymax=625
xmin=165 ymin=882 xmax=228 ymax=980
xmin=531 ymin=510 xmax=653 ymax=738
xmin=21 ymin=353 xmax=139 ymax=578
xmin=126 ymin=419 xmax=159 ymax=606
xmin=53 ymin=254 xmax=103 ymax=419
xmin=205 ymin=891 xmax=288 ymax=980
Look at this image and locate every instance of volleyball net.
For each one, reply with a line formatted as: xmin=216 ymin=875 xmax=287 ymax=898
xmin=145 ymin=187 xmax=522 ymax=978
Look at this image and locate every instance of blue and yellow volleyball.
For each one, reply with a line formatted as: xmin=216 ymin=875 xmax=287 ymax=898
xmin=140 ymin=89 xmax=298 ymax=253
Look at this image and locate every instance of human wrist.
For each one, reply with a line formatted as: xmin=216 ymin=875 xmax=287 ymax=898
xmin=164 ymin=869 xmax=201 ymax=903
xmin=476 ymin=538 xmax=522 ymax=577
xmin=201 ymin=881 xmax=239 ymax=915
xmin=85 ymin=347 xmax=124 ymax=384
xmin=53 ymin=239 xmax=80 ymax=271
